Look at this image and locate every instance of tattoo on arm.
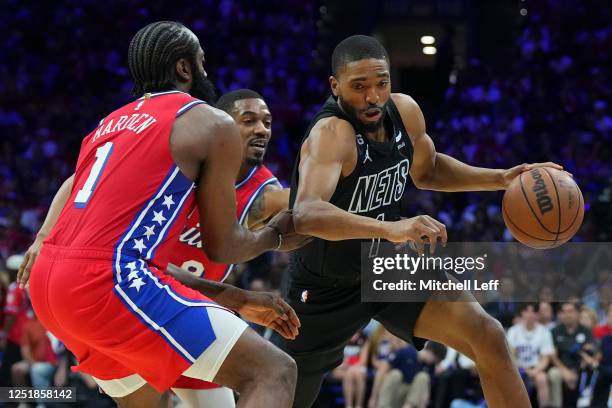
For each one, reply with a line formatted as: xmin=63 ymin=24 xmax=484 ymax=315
xmin=248 ymin=190 xmax=267 ymax=226
xmin=247 ymin=182 xmax=283 ymax=228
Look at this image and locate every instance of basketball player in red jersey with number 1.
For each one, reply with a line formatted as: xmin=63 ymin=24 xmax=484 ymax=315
xmin=23 ymin=21 xmax=306 ymax=408
xmin=22 ymin=88 xmax=291 ymax=407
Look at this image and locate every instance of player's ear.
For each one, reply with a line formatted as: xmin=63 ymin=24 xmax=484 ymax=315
xmin=330 ymin=76 xmax=339 ymax=97
xmin=175 ymin=58 xmax=191 ymax=83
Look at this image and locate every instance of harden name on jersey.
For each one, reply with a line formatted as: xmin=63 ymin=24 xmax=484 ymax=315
xmin=92 ymin=112 xmax=158 ymax=143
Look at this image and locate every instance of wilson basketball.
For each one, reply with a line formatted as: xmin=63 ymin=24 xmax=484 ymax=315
xmin=502 ymin=167 xmax=584 ymax=249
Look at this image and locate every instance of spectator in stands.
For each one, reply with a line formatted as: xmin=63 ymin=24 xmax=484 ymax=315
xmin=53 ymin=346 xmax=115 ymax=407
xmin=10 ymin=309 xmax=57 ymax=407
xmin=507 ymin=303 xmax=555 ymax=407
xmin=579 ymin=305 xmax=599 ymax=331
xmin=549 ymin=302 xmax=594 ymax=406
xmin=448 ymin=353 xmax=485 ymax=408
xmin=376 ymin=342 xmax=446 ymax=408
xmin=329 ymin=329 xmax=369 ymax=408
xmin=434 ymin=348 xmax=484 ymax=408
xmin=539 ymin=301 xmax=557 ymax=330
xmin=575 ymin=341 xmax=600 ymax=407
xmin=368 ymin=326 xmax=394 ymax=371
xmin=593 ymin=303 xmax=612 ymax=339
xmin=590 ymin=306 xmax=612 ymax=405
xmin=368 ymin=329 xmax=402 ymax=408
xmin=0 ymin=265 xmax=30 ymax=386
xmin=591 ymin=333 xmax=612 ymax=407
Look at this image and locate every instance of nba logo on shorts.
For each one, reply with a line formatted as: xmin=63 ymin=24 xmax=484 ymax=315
xmin=301 ymin=290 xmax=309 ymax=303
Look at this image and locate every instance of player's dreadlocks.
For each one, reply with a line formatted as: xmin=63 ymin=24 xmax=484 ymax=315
xmin=331 ymin=35 xmax=389 ymax=77
xmin=128 ymin=21 xmax=199 ymax=96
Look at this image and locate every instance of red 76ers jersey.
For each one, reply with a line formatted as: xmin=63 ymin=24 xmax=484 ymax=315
xmin=167 ymin=165 xmax=278 ymax=282
xmin=45 ymin=91 xmax=205 ymax=271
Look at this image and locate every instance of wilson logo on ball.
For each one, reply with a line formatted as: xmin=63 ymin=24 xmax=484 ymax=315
xmin=531 ymin=168 xmax=554 ymax=215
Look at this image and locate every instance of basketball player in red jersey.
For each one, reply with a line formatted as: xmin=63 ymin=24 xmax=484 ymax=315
xmin=21 ymin=88 xmax=290 ymax=406
xmin=24 ymin=21 xmax=306 ymax=407
xmin=169 ymin=89 xmax=290 ymax=407
xmin=19 ymin=88 xmax=291 ymax=407
xmin=169 ymin=88 xmax=288 ymax=282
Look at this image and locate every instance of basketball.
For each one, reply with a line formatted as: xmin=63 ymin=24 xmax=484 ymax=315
xmin=502 ymin=167 xmax=584 ymax=249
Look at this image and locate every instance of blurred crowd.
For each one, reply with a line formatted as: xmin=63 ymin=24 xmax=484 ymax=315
xmin=315 ymin=301 xmax=612 ymax=408
xmin=405 ymin=0 xmax=612 ymax=245
xmin=1 ymin=0 xmax=611 ymax=406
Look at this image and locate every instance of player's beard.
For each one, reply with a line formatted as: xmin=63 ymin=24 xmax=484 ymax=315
xmin=338 ymin=96 xmax=387 ymax=135
xmin=246 ymin=156 xmax=264 ymax=166
xmin=245 ymin=146 xmax=266 ymax=166
xmin=190 ymin=69 xmax=217 ymax=103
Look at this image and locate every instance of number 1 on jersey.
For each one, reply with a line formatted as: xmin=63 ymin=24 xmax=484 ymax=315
xmin=369 ymin=213 xmax=385 ymax=257
xmin=74 ymin=142 xmax=114 ymax=208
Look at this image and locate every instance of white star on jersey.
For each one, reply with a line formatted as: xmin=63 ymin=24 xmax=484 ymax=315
xmin=127 ymin=270 xmax=139 ymax=281
xmin=126 ymin=261 xmax=137 ymax=271
xmin=162 ymin=194 xmax=175 ymax=210
xmin=143 ymin=225 xmax=156 ymax=240
xmin=129 ymin=277 xmax=146 ymax=292
xmin=133 ymin=238 xmax=146 ymax=253
xmin=152 ymin=210 xmax=167 ymax=225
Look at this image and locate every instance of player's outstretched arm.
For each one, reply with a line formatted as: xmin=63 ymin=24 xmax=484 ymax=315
xmin=166 ymin=263 xmax=300 ymax=339
xmin=247 ymin=185 xmax=289 ymax=229
xmin=293 ymin=118 xmax=446 ymax=247
xmin=17 ymin=174 xmax=74 ymax=287
xmin=171 ymin=105 xmax=303 ymax=263
xmin=393 ymin=93 xmax=563 ymax=192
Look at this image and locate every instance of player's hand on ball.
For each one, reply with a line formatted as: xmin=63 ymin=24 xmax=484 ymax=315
xmin=385 ymin=215 xmax=447 ymax=254
xmin=266 ymin=210 xmax=313 ymax=251
xmin=501 ymin=162 xmax=565 ymax=189
xmin=17 ymin=235 xmax=45 ymax=288
xmin=238 ymin=292 xmax=301 ymax=340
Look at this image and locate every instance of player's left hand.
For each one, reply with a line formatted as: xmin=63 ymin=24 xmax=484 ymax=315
xmin=501 ymin=162 xmax=565 ymax=189
xmin=165 ymin=263 xmax=300 ymax=339
xmin=17 ymin=235 xmax=45 ymax=288
xmin=238 ymin=291 xmax=301 ymax=340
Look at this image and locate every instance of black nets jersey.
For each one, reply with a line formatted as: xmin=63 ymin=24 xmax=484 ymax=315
xmin=289 ymin=96 xmax=414 ymax=282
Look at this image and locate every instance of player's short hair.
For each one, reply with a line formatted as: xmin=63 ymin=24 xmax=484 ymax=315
xmin=128 ymin=21 xmax=199 ymax=96
xmin=331 ymin=35 xmax=389 ymax=77
xmin=215 ymin=89 xmax=265 ymax=114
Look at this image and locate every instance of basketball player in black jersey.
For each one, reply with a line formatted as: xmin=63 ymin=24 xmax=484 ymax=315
xmin=281 ymin=35 xmax=561 ymax=408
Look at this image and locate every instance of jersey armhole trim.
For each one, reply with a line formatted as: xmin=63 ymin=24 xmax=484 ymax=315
xmin=387 ymin=100 xmax=415 ymax=167
xmin=176 ymin=100 xmax=207 ymax=118
xmin=237 ymin=177 xmax=279 ymax=225
xmin=220 ymin=176 xmax=278 ymax=282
